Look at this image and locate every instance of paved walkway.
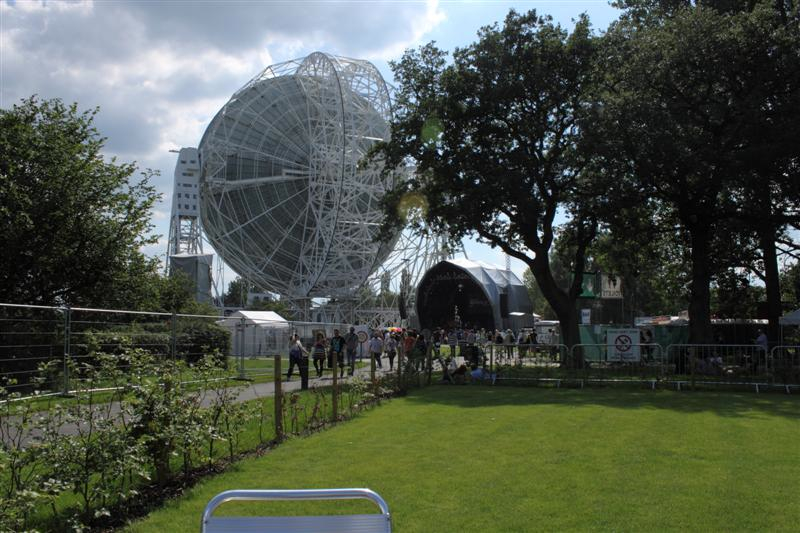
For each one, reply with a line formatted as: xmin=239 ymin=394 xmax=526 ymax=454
xmin=221 ymin=362 xmax=392 ymax=404
xmin=4 ymin=359 xmax=396 ymax=446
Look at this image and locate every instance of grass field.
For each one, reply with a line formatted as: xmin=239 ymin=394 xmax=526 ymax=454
xmin=128 ymin=386 xmax=800 ymax=532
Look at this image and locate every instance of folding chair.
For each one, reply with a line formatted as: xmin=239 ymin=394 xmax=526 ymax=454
xmin=201 ymin=487 xmax=392 ymax=532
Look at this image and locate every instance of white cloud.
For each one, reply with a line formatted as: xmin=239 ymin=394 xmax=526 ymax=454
xmin=2 ymin=0 xmax=446 ymax=265
xmin=365 ymin=0 xmax=447 ymax=61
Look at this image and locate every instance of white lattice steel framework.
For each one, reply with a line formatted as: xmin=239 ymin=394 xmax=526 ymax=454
xmin=200 ymin=52 xmax=402 ymax=299
xmin=199 ymin=52 xmax=441 ymax=322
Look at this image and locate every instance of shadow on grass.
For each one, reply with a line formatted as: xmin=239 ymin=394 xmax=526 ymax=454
xmin=404 ymin=384 xmax=800 ymax=421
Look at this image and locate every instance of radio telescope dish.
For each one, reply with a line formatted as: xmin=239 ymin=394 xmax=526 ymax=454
xmin=199 ymin=52 xmax=399 ymax=299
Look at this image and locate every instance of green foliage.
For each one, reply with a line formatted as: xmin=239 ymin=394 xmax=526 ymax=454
xmin=246 ymin=297 xmax=293 ymax=318
xmin=523 ymin=227 xmax=689 ymax=320
xmin=590 ymin=230 xmax=689 ymax=317
xmin=780 ymin=262 xmax=800 ymax=309
xmin=522 ymin=269 xmax=557 ymax=319
xmin=175 ymin=322 xmax=230 ymax=366
xmin=222 ymin=276 xmax=252 ymax=308
xmin=711 ymin=269 xmax=765 ymax=318
xmin=223 ymin=276 xmax=294 ymax=318
xmin=0 ymin=340 xmax=398 ymax=530
xmin=374 ymin=10 xmax=603 ymax=353
xmin=41 ymin=367 xmax=148 ymax=524
xmin=597 ymin=1 xmax=800 ymax=341
xmin=0 ymin=96 xmax=161 ymax=308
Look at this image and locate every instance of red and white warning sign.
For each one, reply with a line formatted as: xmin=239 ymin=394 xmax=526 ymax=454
xmin=607 ymin=329 xmax=640 ymax=362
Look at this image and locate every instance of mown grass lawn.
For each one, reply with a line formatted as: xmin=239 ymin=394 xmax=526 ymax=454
xmin=127 ymin=386 xmax=800 ymax=532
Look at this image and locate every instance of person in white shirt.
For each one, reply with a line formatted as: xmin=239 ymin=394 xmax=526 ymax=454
xmin=368 ymin=331 xmax=384 ymax=369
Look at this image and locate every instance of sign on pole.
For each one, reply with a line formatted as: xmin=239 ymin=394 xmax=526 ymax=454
xmin=572 ymin=272 xmax=599 ymax=298
xmin=581 ymin=308 xmax=591 ymax=325
xmin=600 ymin=274 xmax=623 ymax=299
xmin=355 ymin=325 xmax=370 ymax=360
xmin=607 ymin=329 xmax=640 ymax=362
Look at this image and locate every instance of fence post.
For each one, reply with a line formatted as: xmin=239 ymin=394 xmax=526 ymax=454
xmin=426 ymin=345 xmax=433 ymax=385
xmin=61 ymin=306 xmax=71 ymax=396
xmin=238 ymin=317 xmax=246 ymax=380
xmin=332 ymin=351 xmax=339 ymax=423
xmin=370 ymin=351 xmax=376 ymax=385
xmin=274 ymin=355 xmax=283 ymax=442
xmin=397 ymin=343 xmax=404 ymax=391
xmin=170 ymin=312 xmax=177 ymax=360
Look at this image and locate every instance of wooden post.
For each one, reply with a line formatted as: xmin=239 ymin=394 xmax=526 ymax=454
xmin=426 ymin=344 xmax=433 ymax=385
xmin=274 ymin=355 xmax=283 ymax=441
xmin=61 ymin=306 xmax=71 ymax=396
xmin=397 ymin=343 xmax=404 ymax=390
xmin=332 ymin=351 xmax=338 ymax=423
xmin=170 ymin=312 xmax=177 ymax=360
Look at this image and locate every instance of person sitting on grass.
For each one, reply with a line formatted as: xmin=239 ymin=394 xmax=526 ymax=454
xmin=469 ymin=364 xmax=496 ymax=384
xmin=438 ymin=356 xmax=458 ymax=383
xmin=451 ymin=362 xmax=469 ymax=384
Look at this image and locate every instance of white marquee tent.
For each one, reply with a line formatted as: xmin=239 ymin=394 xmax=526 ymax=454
xmin=219 ymin=310 xmax=291 ymax=357
xmin=779 ymin=308 xmax=800 ymax=326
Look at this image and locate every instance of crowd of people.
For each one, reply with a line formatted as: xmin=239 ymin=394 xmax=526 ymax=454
xmin=287 ymin=324 xmax=782 ymax=382
xmin=285 ymin=325 xmax=556 ymax=382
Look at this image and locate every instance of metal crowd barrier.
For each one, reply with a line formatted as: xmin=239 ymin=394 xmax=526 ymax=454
xmin=485 ymin=342 xmax=800 ymax=392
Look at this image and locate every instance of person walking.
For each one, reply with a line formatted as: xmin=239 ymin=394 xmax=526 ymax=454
xmin=448 ymin=329 xmax=458 ymax=359
xmin=369 ymin=331 xmax=384 ymax=369
xmin=312 ymin=333 xmax=327 ymax=378
xmin=344 ymin=327 xmax=359 ymax=376
xmin=286 ymin=334 xmax=308 ymax=381
xmin=432 ymin=328 xmax=442 ymax=357
xmin=754 ymin=329 xmax=769 ymax=374
xmin=385 ymin=333 xmax=398 ymax=371
xmin=403 ymin=330 xmax=416 ymax=371
xmin=414 ymin=332 xmax=427 ymax=371
xmin=328 ymin=329 xmax=346 ymax=378
xmin=504 ymin=329 xmax=515 ymax=360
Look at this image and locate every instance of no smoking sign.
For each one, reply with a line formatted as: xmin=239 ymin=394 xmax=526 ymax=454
xmin=615 ymin=335 xmax=632 ymax=352
xmin=607 ymin=329 xmax=640 ymax=362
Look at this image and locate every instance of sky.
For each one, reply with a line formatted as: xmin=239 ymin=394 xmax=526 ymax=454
xmin=1 ymin=0 xmax=622 ymax=293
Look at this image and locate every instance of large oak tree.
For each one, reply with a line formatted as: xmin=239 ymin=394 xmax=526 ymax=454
xmin=596 ymin=1 xmax=800 ymax=342
xmin=374 ymin=11 xmax=604 ymax=359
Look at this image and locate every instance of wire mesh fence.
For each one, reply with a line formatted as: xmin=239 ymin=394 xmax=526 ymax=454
xmin=436 ymin=340 xmax=799 ymax=391
xmin=2 ymin=302 xmax=799 ymax=397
xmin=0 ymin=303 xmax=375 ymax=399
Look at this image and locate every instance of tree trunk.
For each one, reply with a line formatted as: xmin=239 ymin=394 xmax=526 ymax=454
xmin=688 ymin=225 xmax=713 ymax=344
xmin=556 ymin=306 xmax=582 ymax=367
xmin=760 ymin=226 xmax=781 ymax=346
xmin=529 ymin=256 xmax=583 ymax=367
